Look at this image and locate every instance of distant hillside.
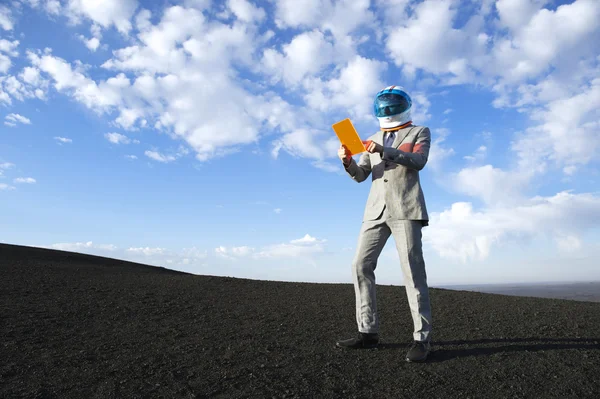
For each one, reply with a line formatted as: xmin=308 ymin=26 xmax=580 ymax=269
xmin=444 ymin=282 xmax=600 ymax=303
xmin=1 ymin=243 xmax=599 ymax=398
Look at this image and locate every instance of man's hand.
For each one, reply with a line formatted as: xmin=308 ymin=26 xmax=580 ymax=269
xmin=362 ymin=140 xmax=383 ymax=155
xmin=338 ymin=144 xmax=352 ymax=165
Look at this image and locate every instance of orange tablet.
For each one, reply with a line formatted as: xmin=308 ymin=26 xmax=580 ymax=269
xmin=332 ymin=118 xmax=366 ymax=156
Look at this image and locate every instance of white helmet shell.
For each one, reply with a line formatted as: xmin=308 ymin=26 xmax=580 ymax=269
xmin=374 ymin=86 xmax=412 ymax=128
xmin=377 ymin=109 xmax=412 ymax=129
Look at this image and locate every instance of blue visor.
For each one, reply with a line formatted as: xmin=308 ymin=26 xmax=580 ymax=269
xmin=374 ymin=92 xmax=411 ymax=118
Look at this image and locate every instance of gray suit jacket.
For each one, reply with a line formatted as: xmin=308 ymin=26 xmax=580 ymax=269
xmin=344 ymin=125 xmax=430 ymax=225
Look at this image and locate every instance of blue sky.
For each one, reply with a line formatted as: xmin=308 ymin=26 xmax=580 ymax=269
xmin=1 ymin=0 xmax=599 ymax=286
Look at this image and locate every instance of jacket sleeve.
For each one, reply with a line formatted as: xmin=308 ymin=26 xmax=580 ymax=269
xmin=343 ymin=151 xmax=372 ymax=183
xmin=381 ymin=127 xmax=431 ymax=171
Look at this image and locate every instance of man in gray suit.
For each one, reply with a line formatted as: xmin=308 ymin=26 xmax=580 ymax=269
xmin=335 ymin=86 xmax=432 ymax=362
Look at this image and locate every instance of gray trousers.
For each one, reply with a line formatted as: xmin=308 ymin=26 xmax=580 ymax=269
xmin=352 ymin=206 xmax=432 ymax=342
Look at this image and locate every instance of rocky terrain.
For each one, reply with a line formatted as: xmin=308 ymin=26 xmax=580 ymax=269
xmin=2 ymin=243 xmax=599 ymax=398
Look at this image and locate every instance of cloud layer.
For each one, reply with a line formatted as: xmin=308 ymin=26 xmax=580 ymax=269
xmin=1 ymin=0 xmax=599 ymax=267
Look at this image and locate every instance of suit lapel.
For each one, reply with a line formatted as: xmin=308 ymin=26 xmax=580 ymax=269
xmin=391 ymin=126 xmax=415 ymax=148
xmin=374 ymin=130 xmax=384 ymax=147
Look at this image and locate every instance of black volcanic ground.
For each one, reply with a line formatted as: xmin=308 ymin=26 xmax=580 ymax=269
xmin=2 ymin=243 xmax=600 ymax=398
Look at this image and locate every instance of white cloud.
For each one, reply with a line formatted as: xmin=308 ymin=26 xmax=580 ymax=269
xmin=555 ymin=233 xmax=582 ymax=253
xmin=43 ymin=241 xmax=207 ymax=269
xmin=9 ymin=0 xmax=600 ymax=195
xmin=227 ymin=0 xmax=266 ymax=23
xmin=311 ymin=160 xmax=341 ymax=173
xmin=272 ymin=0 xmax=324 ymax=29
xmin=24 ymin=0 xmax=62 ymax=15
xmin=324 ymin=0 xmax=378 ymax=38
xmin=563 ymin=165 xmax=577 ymax=176
xmin=385 ymin=0 xmax=487 ymax=83
xmin=20 ymin=67 xmax=41 ymax=85
xmin=35 ymin=5 xmax=292 ymax=161
xmin=0 ymin=183 xmax=16 ymax=190
xmin=134 ymin=8 xmax=151 ymax=31
xmin=410 ymin=91 xmax=432 ymax=123
xmin=451 ymin=164 xmax=531 ymax=206
xmin=272 ymin=129 xmax=328 ymax=159
xmin=374 ymin=0 xmax=411 ymax=25
xmin=272 ymin=0 xmax=374 ymax=39
xmin=290 ymin=234 xmax=319 ymax=244
xmin=270 ymin=127 xmax=344 ymax=173
xmin=254 ymin=243 xmax=324 ymax=259
xmin=50 ymin=241 xmax=117 ymax=252
xmin=54 ymin=136 xmax=72 ymax=143
xmin=426 ymin=127 xmax=455 ymax=171
xmin=495 ymin=0 xmax=547 ymax=34
xmin=0 ymin=5 xmax=13 ymax=31
xmin=0 ymin=87 xmax=10 ymax=104
xmin=0 ymin=39 xmax=18 ymax=55
xmin=0 ymin=39 xmax=19 ymax=74
xmin=512 ymin=77 xmax=600 ymax=172
xmin=231 ymin=246 xmax=253 ymax=256
xmin=28 ymin=51 xmax=127 ymax=114
xmin=303 ymin=55 xmax=387 ymax=120
xmin=4 ymin=113 xmax=32 ymax=127
xmin=79 ymin=35 xmax=100 ymax=51
xmin=492 ymin=0 xmax=600 ymax=83
xmin=14 ymin=177 xmax=36 ymax=184
xmin=125 ymin=154 xmax=138 ymax=160
xmin=45 ymin=0 xmax=61 ymax=15
xmin=379 ymin=0 xmax=600 ymax=101
xmin=214 ymin=234 xmax=327 ymax=261
xmin=273 ymin=208 xmax=282 ymax=214
xmin=19 ymin=3 xmax=378 ymax=165
xmin=425 ymin=191 xmax=600 ymax=262
xmin=127 ymin=246 xmax=165 ymax=256
xmin=181 ymin=0 xmax=211 ymax=11
xmin=102 ymin=6 xmax=206 ymax=69
xmin=0 ymin=75 xmax=38 ymax=103
xmin=105 ymin=132 xmax=132 ymax=144
xmin=144 ymin=150 xmax=176 ymax=163
xmin=65 ymin=0 xmax=139 ymax=35
xmin=78 ymin=23 xmax=103 ymax=52
xmin=261 ymin=29 xmax=335 ymax=86
xmin=214 ymin=246 xmax=227 ymax=257
xmin=124 ymin=246 xmax=208 ymax=267
xmin=254 ymin=234 xmax=326 ymax=259
xmin=215 ymin=245 xmax=255 ymax=259
xmin=16 ymin=2 xmax=386 ymax=164
xmin=463 ymin=145 xmax=487 ymax=163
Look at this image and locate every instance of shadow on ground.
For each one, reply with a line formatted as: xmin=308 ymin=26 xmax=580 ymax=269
xmin=379 ymin=337 xmax=600 ymax=361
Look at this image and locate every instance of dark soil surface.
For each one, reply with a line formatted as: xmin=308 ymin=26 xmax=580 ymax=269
xmin=2 ymin=243 xmax=600 ymax=398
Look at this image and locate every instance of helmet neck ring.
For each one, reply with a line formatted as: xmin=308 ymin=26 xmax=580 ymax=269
xmin=380 ymin=121 xmax=413 ymax=132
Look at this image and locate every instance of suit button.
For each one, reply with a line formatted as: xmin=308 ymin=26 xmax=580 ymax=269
xmin=384 ymin=179 xmax=388 ymax=182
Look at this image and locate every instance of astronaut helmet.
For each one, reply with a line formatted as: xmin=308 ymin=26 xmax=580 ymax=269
xmin=373 ymin=86 xmax=412 ymax=129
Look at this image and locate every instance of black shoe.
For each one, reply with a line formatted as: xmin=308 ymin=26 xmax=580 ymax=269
xmin=406 ymin=340 xmax=431 ymax=362
xmin=336 ymin=332 xmax=379 ymax=349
